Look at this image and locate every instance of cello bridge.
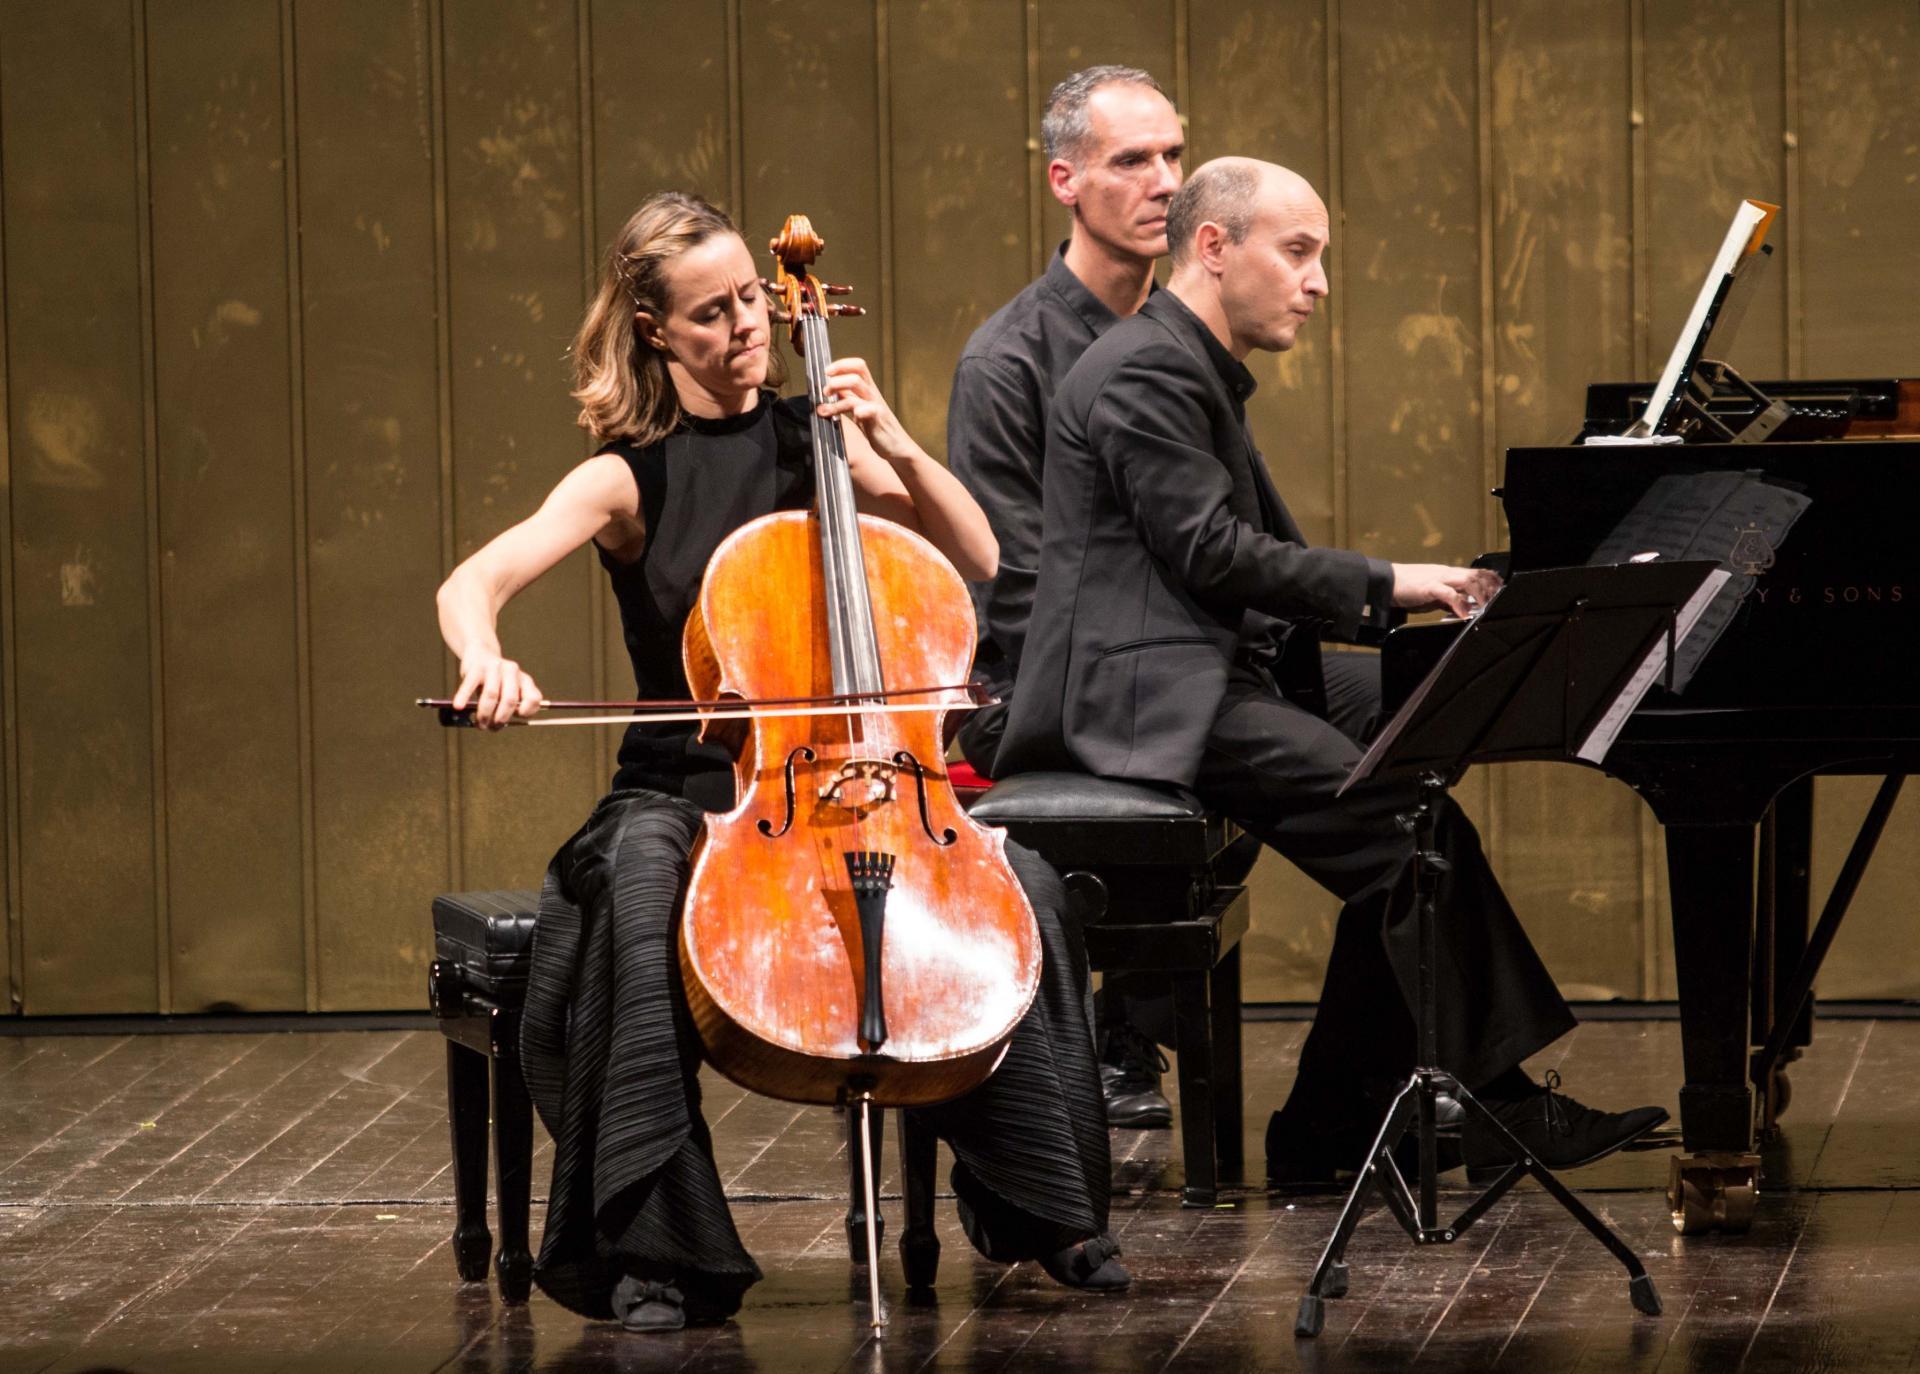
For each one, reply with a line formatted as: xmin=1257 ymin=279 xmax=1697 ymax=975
xmin=817 ymin=758 xmax=897 ymax=815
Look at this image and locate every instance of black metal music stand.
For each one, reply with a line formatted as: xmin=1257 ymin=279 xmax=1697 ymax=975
xmin=1294 ymin=560 xmax=1720 ymax=1338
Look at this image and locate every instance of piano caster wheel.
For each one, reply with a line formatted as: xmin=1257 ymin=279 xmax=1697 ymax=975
xmin=1668 ymin=1153 xmax=1760 ymax=1235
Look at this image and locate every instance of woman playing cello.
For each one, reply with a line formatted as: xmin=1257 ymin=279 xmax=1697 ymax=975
xmin=434 ymin=191 xmax=1123 ymax=1332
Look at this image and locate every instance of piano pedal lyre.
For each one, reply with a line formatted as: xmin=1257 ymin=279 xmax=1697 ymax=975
xmin=1667 ymin=1152 xmax=1760 ymax=1235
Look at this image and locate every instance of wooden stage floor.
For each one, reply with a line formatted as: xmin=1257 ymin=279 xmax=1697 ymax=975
xmin=2 ymin=1015 xmax=1917 ymax=1373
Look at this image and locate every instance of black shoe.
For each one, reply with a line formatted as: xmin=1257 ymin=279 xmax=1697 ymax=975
xmin=1039 ymin=1233 xmax=1131 ymax=1291
xmin=1463 ymin=1070 xmax=1669 ymax=1185
xmin=1100 ymin=1024 xmax=1173 ymax=1130
xmin=611 ymin=1275 xmax=687 ymax=1332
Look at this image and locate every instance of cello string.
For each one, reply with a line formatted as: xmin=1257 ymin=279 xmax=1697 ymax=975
xmin=808 ymin=301 xmax=892 ymax=1012
xmin=801 ymin=303 xmax=873 ymax=966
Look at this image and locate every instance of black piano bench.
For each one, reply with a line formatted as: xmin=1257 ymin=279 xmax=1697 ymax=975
xmin=428 ymin=890 xmax=540 ymax=1305
xmin=968 ymin=772 xmax=1250 ymax=1206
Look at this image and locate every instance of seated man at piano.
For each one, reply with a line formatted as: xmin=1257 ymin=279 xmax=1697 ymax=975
xmin=996 ymin=157 xmax=1671 ymax=1187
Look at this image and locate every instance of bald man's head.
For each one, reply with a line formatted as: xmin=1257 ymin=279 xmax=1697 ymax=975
xmin=1165 ymin=159 xmax=1322 ymax=270
xmin=1166 ymin=158 xmax=1259 ymax=270
xmin=1165 ymin=158 xmax=1331 ymax=355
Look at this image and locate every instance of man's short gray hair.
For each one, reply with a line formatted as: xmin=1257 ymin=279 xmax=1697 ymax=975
xmin=1166 ymin=160 xmax=1262 ymax=269
xmin=1041 ymin=65 xmax=1167 ymax=163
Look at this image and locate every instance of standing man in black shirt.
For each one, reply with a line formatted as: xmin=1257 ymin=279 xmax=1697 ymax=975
xmin=999 ymin=157 xmax=1670 ymax=1186
xmin=947 ymin=65 xmax=1198 ymax=1129
xmin=948 ymin=64 xmax=1182 ymax=776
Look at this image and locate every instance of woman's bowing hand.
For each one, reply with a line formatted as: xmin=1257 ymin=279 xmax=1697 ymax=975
xmin=453 ymin=651 xmax=546 ymax=731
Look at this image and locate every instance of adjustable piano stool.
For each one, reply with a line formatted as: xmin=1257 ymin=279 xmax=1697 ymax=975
xmin=968 ymin=771 xmax=1250 ymax=1205
xmin=1295 ymin=560 xmax=1718 ymax=1338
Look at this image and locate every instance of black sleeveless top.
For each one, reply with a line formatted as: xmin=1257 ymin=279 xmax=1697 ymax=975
xmin=596 ymin=390 xmax=816 ymax=811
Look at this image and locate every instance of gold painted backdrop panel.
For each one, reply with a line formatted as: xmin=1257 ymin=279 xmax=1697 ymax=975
xmin=296 ymin=0 xmax=451 ymax=1009
xmin=148 ymin=0 xmax=307 ymax=1011
xmin=1 ymin=0 xmax=1915 ymax=1012
xmin=0 ymin=0 xmax=161 ymax=1013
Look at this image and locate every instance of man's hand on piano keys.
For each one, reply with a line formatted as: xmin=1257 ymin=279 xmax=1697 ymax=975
xmin=1389 ymin=563 xmax=1503 ymax=620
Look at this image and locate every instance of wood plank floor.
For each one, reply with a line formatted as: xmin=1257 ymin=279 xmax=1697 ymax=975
xmin=1 ymin=1017 xmax=1917 ymax=1372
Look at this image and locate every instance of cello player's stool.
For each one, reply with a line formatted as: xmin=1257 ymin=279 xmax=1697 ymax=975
xmin=968 ymin=770 xmax=1249 ymax=1207
xmin=429 ymin=890 xmax=540 ymax=1304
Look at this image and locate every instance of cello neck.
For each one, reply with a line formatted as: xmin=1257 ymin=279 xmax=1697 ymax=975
xmin=795 ymin=312 xmax=884 ymax=700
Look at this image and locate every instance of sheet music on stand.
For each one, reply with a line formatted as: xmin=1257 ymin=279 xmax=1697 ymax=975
xmin=1586 ymin=471 xmax=1809 ymax=692
xmin=1344 ymin=562 xmax=1723 ymax=793
xmin=1615 ymin=198 xmax=1779 ymax=442
xmin=1575 ymin=568 xmax=1729 ymax=762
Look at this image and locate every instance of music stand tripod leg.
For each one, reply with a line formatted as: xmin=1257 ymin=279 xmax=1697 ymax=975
xmin=1295 ymin=776 xmax=1661 ymax=1339
xmin=1296 ymin=1083 xmax=1420 ymax=1336
xmin=1452 ymin=1091 xmax=1662 ymax=1314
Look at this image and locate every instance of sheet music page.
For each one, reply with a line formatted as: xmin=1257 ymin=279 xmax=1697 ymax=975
xmin=1629 ymin=199 xmax=1775 ymax=437
xmin=1575 ymin=569 xmax=1733 ymax=764
xmin=1588 ymin=471 xmax=1810 ymax=690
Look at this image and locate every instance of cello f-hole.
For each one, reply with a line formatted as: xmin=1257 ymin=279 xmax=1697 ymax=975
xmin=892 ymin=750 xmax=958 ymax=847
xmin=759 ymin=745 xmax=818 ymax=838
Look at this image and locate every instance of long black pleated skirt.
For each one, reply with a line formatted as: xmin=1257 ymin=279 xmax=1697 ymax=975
xmin=518 ymin=788 xmax=1112 ymax=1322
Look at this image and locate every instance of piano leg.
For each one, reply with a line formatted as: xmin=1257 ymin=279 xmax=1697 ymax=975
xmin=1665 ymin=819 xmax=1761 ymax=1235
xmin=1764 ymin=780 xmax=1815 ymax=1128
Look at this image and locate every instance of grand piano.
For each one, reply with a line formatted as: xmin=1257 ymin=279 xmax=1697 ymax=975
xmin=1386 ymin=370 xmax=1920 ymax=1234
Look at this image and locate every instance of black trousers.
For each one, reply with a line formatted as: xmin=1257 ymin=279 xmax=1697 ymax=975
xmin=519 ymin=789 xmax=1111 ymax=1323
xmin=1194 ymin=653 xmax=1575 ymax=1128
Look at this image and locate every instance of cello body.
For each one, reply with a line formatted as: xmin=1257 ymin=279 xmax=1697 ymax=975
xmin=676 ymin=217 xmax=1042 ymax=1109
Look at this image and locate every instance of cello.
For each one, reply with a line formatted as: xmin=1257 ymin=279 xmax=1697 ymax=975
xmin=676 ymin=217 xmax=1043 ymax=1330
xmin=675 ymin=216 xmax=1041 ymax=1127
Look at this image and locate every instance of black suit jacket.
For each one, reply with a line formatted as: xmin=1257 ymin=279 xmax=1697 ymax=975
xmin=997 ymin=290 xmax=1392 ymax=787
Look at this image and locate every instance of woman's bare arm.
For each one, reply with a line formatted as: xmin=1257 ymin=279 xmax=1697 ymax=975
xmin=436 ymin=452 xmax=637 ymax=728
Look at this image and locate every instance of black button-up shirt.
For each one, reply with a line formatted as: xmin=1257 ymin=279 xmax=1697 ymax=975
xmin=946 ymin=246 xmax=1136 ymax=685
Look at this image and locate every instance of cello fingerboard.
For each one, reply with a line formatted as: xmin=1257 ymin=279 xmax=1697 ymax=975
xmin=797 ymin=312 xmax=886 ymax=700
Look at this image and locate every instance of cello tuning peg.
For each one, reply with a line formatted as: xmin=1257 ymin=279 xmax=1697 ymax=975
xmin=827 ymin=304 xmax=866 ymax=317
xmin=822 ymin=283 xmax=855 ymax=296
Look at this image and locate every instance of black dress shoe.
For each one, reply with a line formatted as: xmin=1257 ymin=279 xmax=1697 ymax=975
xmin=1463 ymin=1070 xmax=1669 ymax=1185
xmin=1100 ymin=1024 xmax=1173 ymax=1130
xmin=1039 ymin=1233 xmax=1131 ymax=1291
xmin=611 ymin=1275 xmax=687 ymax=1332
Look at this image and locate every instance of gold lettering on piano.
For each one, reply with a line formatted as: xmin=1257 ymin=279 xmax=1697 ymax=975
xmin=1752 ymin=585 xmax=1904 ymax=606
